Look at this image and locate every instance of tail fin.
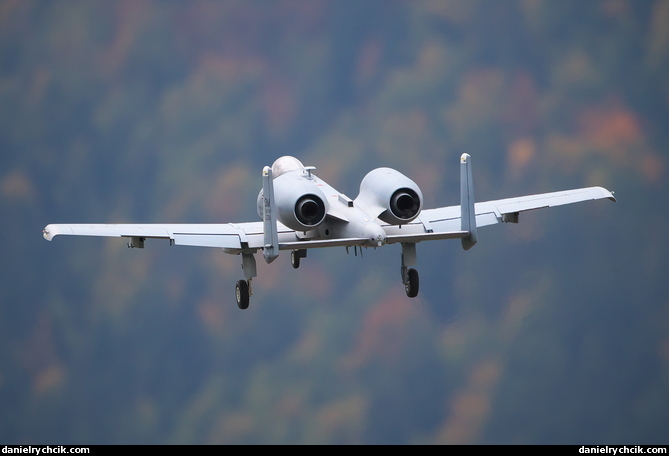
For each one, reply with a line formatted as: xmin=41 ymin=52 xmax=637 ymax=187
xmin=262 ymin=166 xmax=279 ymax=263
xmin=460 ymin=153 xmax=478 ymax=250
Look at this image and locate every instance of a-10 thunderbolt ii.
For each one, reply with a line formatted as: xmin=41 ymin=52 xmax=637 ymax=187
xmin=43 ymin=154 xmax=616 ymax=309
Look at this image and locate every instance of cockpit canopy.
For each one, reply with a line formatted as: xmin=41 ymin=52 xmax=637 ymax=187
xmin=271 ymin=156 xmax=304 ymax=178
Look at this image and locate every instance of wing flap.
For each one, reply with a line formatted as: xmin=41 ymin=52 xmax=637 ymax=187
xmin=279 ymin=238 xmax=368 ymax=250
xmin=43 ymin=224 xmax=171 ymax=240
xmin=43 ymin=223 xmax=246 ymax=249
xmin=485 ymin=186 xmax=616 ymax=216
xmin=385 ymin=230 xmax=469 ymax=244
xmin=172 ymin=234 xmax=241 ymax=249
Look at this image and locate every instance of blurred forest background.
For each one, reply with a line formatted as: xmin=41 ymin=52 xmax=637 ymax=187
xmin=1 ymin=0 xmax=668 ymax=445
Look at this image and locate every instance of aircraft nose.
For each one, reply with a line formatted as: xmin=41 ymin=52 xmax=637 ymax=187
xmin=364 ymin=222 xmax=387 ymax=247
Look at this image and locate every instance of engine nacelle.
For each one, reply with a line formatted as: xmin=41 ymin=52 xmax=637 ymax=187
xmin=257 ymin=159 xmax=328 ymax=232
xmin=355 ymin=167 xmax=423 ymax=225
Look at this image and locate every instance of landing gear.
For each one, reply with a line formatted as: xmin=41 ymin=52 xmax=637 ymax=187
xmin=291 ymin=249 xmax=307 ymax=269
xmin=404 ymin=268 xmax=419 ymax=298
xmin=235 ymin=280 xmax=250 ymax=310
xmin=235 ymin=252 xmax=257 ymax=310
xmin=401 ymin=242 xmax=419 ymax=298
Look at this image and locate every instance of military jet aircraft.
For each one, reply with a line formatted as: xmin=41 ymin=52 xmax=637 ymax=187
xmin=43 ymin=154 xmax=615 ymax=309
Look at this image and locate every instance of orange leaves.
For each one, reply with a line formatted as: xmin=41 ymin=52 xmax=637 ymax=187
xmin=354 ymin=39 xmax=383 ymax=88
xmin=533 ymin=98 xmax=664 ymax=186
xmin=0 ymin=170 xmax=36 ymax=202
xmin=100 ymin=1 xmax=151 ymax=78
xmin=445 ymin=69 xmax=506 ymax=136
xmin=343 ymin=290 xmax=422 ymax=369
xmin=262 ymin=78 xmax=298 ymax=137
xmin=506 ymin=138 xmax=537 ymax=178
xmin=639 ymin=154 xmax=665 ymax=184
xmin=436 ymin=359 xmax=502 ymax=444
xmin=20 ymin=314 xmax=66 ymax=396
xmin=578 ymin=103 xmax=643 ymax=159
xmin=203 ymin=163 xmax=252 ymax=220
xmin=574 ymin=101 xmax=664 ymax=184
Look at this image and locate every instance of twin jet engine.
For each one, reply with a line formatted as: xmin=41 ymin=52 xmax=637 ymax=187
xmin=257 ymin=156 xmax=423 ymax=233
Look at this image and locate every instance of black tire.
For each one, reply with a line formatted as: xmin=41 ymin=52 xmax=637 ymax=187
xmin=291 ymin=250 xmax=300 ymax=269
xmin=405 ymin=268 xmax=419 ymax=298
xmin=235 ymin=280 xmax=250 ymax=310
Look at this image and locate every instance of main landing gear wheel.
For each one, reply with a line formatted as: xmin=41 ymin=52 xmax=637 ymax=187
xmin=405 ymin=268 xmax=419 ymax=298
xmin=291 ymin=250 xmax=300 ymax=269
xmin=291 ymin=249 xmax=306 ymax=269
xmin=235 ymin=280 xmax=250 ymax=310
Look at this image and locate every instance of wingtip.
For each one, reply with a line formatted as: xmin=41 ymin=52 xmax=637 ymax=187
xmin=604 ymin=188 xmax=617 ymax=202
xmin=42 ymin=224 xmax=62 ymax=241
xmin=593 ymin=186 xmax=616 ymax=203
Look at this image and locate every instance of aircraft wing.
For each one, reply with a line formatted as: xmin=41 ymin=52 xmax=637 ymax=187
xmin=382 ymin=186 xmax=616 ymax=243
xmin=42 ymin=221 xmax=370 ymax=251
xmin=42 ymin=223 xmax=256 ymax=249
xmin=473 ymin=186 xmax=616 ymax=221
xmin=43 ymin=187 xmax=615 ymax=250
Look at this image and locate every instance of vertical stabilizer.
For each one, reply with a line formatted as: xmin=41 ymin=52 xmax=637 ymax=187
xmin=460 ymin=153 xmax=478 ymax=250
xmin=262 ymin=166 xmax=279 ymax=263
